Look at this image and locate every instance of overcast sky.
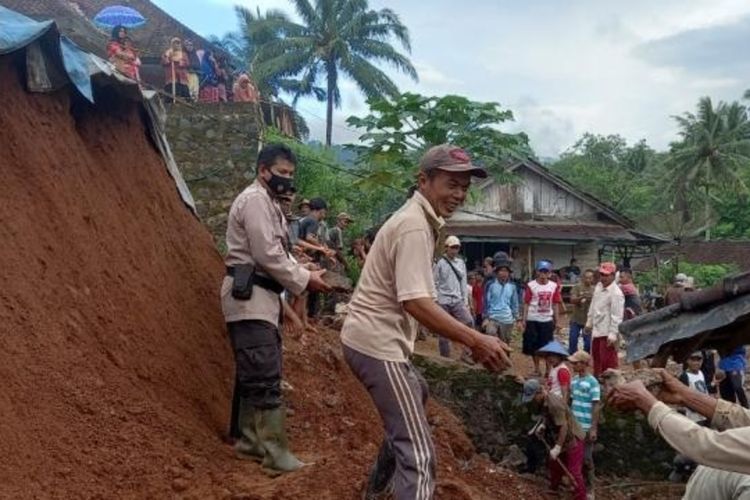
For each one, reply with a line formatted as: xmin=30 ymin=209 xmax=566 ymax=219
xmin=153 ymin=0 xmax=750 ymax=158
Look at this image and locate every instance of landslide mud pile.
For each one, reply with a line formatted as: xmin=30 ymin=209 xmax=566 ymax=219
xmin=0 ymin=54 xmax=542 ymax=499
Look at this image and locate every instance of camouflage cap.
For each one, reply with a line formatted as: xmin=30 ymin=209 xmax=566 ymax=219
xmin=419 ymin=144 xmax=487 ymax=178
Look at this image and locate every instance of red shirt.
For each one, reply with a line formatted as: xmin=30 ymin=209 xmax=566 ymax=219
xmin=471 ymin=283 xmax=484 ymax=315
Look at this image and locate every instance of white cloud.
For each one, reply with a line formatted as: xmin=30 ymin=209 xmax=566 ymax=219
xmin=194 ymin=0 xmax=750 ymax=154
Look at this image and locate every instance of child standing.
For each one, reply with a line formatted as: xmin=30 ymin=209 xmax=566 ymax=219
xmin=538 ymin=340 xmax=572 ymax=403
xmin=569 ymin=350 xmax=601 ymax=492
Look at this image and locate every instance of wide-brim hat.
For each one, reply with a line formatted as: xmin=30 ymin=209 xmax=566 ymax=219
xmin=537 ymin=340 xmax=569 ymax=358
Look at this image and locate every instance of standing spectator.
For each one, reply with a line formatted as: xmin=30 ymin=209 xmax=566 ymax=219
xmin=562 ymin=258 xmax=582 ymax=283
xmin=351 ymin=238 xmax=367 ymax=267
xmin=298 ymin=198 xmax=328 ymax=243
xmin=233 ymin=73 xmax=260 ymax=103
xmin=433 ymin=236 xmax=473 ymax=359
xmin=470 ymin=272 xmax=484 ymax=327
xmin=679 ymin=351 xmax=710 ymax=423
xmin=568 ymin=350 xmax=601 ymax=492
xmin=107 ymin=26 xmax=138 ymax=81
xmin=569 ymin=269 xmax=595 ymax=354
xmin=216 ymin=54 xmax=229 ymax=102
xmin=199 ymin=50 xmax=220 ymax=103
xmin=297 ymin=198 xmax=311 ymax=217
xmin=484 ymin=258 xmax=520 ymax=343
xmin=327 ymin=212 xmax=352 ymax=268
xmin=299 ymin=198 xmax=329 ymax=320
xmin=718 ymin=346 xmax=748 ymax=408
xmin=585 ymin=262 xmax=624 ymax=377
xmin=161 ymin=37 xmax=190 ymax=102
xmin=665 ymin=273 xmax=689 ymax=305
xmin=523 ymin=379 xmax=587 ymax=500
xmin=183 ymin=39 xmax=201 ymax=101
xmin=538 ymin=340 xmax=572 ymax=402
xmin=520 ymin=260 xmax=563 ymax=376
xmin=618 ymin=268 xmax=642 ymax=319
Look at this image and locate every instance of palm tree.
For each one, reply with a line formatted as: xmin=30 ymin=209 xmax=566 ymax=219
xmin=251 ymin=0 xmax=418 ymax=146
xmin=666 ymin=97 xmax=750 ymax=240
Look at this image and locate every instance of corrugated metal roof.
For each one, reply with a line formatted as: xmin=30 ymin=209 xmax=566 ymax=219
xmin=620 ymin=272 xmax=750 ymax=362
xmin=446 ymin=221 xmax=638 ymax=243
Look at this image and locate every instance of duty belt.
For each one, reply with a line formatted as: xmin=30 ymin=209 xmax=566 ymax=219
xmin=226 ymin=266 xmax=284 ymax=295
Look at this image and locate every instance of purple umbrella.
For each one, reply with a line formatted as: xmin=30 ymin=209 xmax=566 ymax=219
xmin=93 ymin=5 xmax=146 ymax=29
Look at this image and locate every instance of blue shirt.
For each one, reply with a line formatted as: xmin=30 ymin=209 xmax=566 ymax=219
xmin=571 ymin=374 xmax=601 ymax=432
xmin=485 ymin=279 xmax=519 ymax=324
xmin=719 ymin=346 xmax=747 ymax=373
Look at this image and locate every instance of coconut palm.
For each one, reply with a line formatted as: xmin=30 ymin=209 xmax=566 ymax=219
xmin=666 ymin=97 xmax=750 ymax=240
xmin=251 ymin=0 xmax=418 ymax=146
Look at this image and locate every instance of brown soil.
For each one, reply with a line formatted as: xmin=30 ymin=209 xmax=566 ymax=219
xmin=0 ymin=54 xmax=544 ymax=499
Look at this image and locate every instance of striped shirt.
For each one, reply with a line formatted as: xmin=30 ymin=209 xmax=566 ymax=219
xmin=571 ymin=374 xmax=601 ymax=432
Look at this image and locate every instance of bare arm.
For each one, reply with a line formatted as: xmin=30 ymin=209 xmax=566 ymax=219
xmin=403 ymin=298 xmax=511 ymax=371
xmin=589 ymin=400 xmax=602 ymax=440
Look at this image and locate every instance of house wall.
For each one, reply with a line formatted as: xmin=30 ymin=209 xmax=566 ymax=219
xmin=465 ymin=168 xmax=601 ymax=223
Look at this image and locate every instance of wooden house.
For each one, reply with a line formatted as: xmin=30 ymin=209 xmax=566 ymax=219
xmin=448 ymin=159 xmax=666 ymax=281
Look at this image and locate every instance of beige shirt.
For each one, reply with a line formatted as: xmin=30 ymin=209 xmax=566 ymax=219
xmin=648 ymin=399 xmax=750 ymax=475
xmin=341 ymin=191 xmax=444 ymax=362
xmin=585 ymin=281 xmax=624 ymax=338
xmin=221 ymin=180 xmax=310 ymax=326
xmin=546 ymin=392 xmax=586 ymax=450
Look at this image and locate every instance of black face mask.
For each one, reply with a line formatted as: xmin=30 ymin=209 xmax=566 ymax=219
xmin=266 ymin=171 xmax=295 ymax=196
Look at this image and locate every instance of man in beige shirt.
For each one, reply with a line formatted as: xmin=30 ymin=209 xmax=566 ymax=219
xmin=609 ymin=368 xmax=750 ymax=499
xmin=585 ymin=262 xmax=624 ymax=376
xmin=341 ymin=144 xmax=512 ymax=499
xmin=222 ymin=144 xmax=329 ymax=473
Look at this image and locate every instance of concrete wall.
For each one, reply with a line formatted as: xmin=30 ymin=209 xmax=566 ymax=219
xmin=165 ymin=102 xmax=263 ymax=246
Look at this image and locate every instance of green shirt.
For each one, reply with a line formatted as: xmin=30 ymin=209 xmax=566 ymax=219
xmin=570 ymin=282 xmax=594 ymax=325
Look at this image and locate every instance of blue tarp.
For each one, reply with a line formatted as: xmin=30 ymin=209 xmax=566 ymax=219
xmin=0 ymin=5 xmax=197 ymax=215
xmin=0 ymin=5 xmax=53 ymax=55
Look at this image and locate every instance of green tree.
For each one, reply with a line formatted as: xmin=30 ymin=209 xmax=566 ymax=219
xmin=550 ymin=133 xmax=663 ymax=220
xmin=346 ymin=93 xmax=531 ymax=190
xmin=665 ymin=97 xmax=750 ymax=240
xmin=253 ymin=0 xmax=418 ymax=146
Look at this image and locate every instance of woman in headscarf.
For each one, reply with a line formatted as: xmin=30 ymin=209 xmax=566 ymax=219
xmin=161 ymin=37 xmax=190 ymax=102
xmin=232 ymin=73 xmax=259 ymax=103
xmin=107 ymin=25 xmax=138 ymax=81
xmin=199 ymin=50 xmax=219 ymax=103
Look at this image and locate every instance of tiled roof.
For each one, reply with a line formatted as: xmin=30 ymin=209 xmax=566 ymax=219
xmin=1 ymin=0 xmax=226 ymax=59
xmin=633 ymin=240 xmax=750 ymax=272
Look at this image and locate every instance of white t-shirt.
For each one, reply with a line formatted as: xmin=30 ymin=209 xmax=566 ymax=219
xmin=524 ymin=280 xmax=562 ymax=323
xmin=684 ymin=371 xmax=709 ymax=422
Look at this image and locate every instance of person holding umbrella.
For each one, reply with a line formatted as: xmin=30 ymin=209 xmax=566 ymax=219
xmin=161 ymin=38 xmax=190 ymax=102
xmin=106 ymin=25 xmax=138 ymax=81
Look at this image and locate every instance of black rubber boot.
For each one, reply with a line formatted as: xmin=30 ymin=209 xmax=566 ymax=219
xmin=234 ymin=397 xmax=265 ymax=461
xmin=256 ymin=407 xmax=305 ymax=472
xmin=362 ymin=440 xmax=396 ymax=499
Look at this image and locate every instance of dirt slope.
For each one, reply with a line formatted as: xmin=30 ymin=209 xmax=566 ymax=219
xmin=0 ymin=54 xmax=543 ymax=499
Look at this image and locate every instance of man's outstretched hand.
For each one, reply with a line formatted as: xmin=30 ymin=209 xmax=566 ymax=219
xmin=471 ymin=334 xmax=512 ymax=372
xmin=653 ymin=368 xmax=688 ymax=406
xmin=307 ymin=269 xmax=332 ymax=293
xmin=607 ymin=380 xmax=658 ymax=414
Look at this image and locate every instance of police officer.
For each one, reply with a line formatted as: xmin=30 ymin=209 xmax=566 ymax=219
xmin=222 ymin=144 xmax=330 ymax=472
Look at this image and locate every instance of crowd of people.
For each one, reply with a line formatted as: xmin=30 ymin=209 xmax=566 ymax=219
xmin=217 ymin=142 xmax=748 ymax=499
xmin=105 ymin=26 xmax=261 ymax=105
xmin=431 ymin=238 xmax=749 ymax=498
